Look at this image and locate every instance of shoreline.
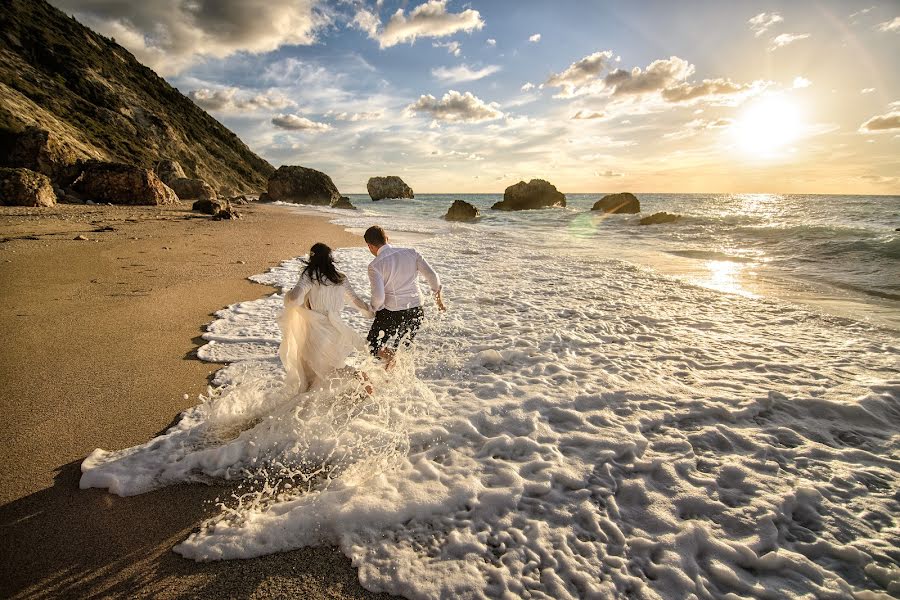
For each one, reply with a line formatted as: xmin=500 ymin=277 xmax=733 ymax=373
xmin=0 ymin=202 xmax=392 ymax=599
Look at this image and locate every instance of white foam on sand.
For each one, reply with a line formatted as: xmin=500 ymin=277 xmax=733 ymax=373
xmin=81 ymin=232 xmax=900 ymax=599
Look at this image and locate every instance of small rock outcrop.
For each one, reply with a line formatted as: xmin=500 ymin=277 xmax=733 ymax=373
xmin=445 ymin=199 xmax=480 ymax=221
xmin=72 ymin=161 xmax=178 ymax=205
xmin=192 ymin=198 xmax=226 ymax=215
xmin=367 ymin=176 xmax=414 ymax=201
xmin=154 ymin=159 xmax=186 ymax=185
xmin=639 ymin=212 xmax=681 ymax=225
xmin=213 ymin=206 xmax=241 ymax=220
xmin=0 ymin=126 xmax=78 ymax=182
xmin=492 ymin=179 xmax=566 ymax=211
xmin=592 ymin=192 xmax=640 ymax=214
xmin=169 ymin=177 xmax=217 ymax=202
xmin=267 ymin=166 xmax=340 ymax=205
xmin=332 ymin=196 xmax=356 ymax=210
xmin=0 ymin=167 xmax=57 ymax=206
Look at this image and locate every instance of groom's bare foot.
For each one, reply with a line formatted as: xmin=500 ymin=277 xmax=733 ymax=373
xmin=355 ymin=370 xmax=374 ymax=395
xmin=377 ymin=347 xmax=396 ymax=370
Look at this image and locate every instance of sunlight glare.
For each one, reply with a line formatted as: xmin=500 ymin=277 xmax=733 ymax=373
xmin=733 ymin=95 xmax=804 ymax=158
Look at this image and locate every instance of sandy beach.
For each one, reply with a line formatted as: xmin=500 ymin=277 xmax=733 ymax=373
xmin=0 ymin=202 xmax=393 ymax=599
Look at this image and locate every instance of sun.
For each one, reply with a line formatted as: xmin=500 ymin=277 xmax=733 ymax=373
xmin=732 ymin=95 xmax=804 ymax=158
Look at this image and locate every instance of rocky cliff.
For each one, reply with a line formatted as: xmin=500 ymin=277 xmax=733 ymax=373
xmin=0 ymin=0 xmax=274 ymax=194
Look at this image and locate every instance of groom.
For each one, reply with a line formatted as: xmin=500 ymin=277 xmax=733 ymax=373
xmin=364 ymin=225 xmax=445 ymax=361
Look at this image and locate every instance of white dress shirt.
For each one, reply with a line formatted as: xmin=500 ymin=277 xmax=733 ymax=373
xmin=368 ymin=244 xmax=441 ymax=312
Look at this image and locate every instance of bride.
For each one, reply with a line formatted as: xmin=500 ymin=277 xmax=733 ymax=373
xmin=279 ymin=243 xmax=374 ymax=392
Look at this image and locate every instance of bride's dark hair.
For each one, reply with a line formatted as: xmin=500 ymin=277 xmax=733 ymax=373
xmin=302 ymin=242 xmax=346 ymax=285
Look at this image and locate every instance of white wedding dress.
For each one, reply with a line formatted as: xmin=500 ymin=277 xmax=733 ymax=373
xmin=279 ymin=273 xmax=373 ymax=392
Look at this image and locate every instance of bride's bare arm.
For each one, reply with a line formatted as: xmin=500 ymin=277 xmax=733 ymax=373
xmin=284 ymin=275 xmax=311 ymax=306
xmin=343 ymin=280 xmax=375 ymax=317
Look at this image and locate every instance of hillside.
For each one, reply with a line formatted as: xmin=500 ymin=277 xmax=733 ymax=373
xmin=0 ymin=0 xmax=274 ymax=193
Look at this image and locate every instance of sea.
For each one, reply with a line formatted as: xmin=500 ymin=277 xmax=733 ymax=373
xmin=81 ymin=193 xmax=900 ymax=599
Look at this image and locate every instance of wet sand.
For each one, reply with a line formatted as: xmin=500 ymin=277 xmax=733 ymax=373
xmin=0 ymin=202 xmax=394 ymax=599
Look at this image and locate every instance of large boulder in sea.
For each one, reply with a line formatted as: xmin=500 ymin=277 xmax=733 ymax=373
xmin=169 ymin=177 xmax=217 ymax=202
xmin=367 ymin=176 xmax=414 ymax=201
xmin=267 ymin=165 xmax=340 ymax=205
xmin=639 ymin=212 xmax=681 ymax=225
xmin=444 ymin=199 xmax=479 ymax=221
xmin=492 ymin=179 xmax=566 ymax=211
xmin=592 ymin=192 xmax=640 ymax=214
xmin=332 ymin=196 xmax=356 ymax=210
xmin=0 ymin=126 xmax=79 ymax=182
xmin=72 ymin=161 xmax=178 ymax=205
xmin=0 ymin=167 xmax=57 ymax=206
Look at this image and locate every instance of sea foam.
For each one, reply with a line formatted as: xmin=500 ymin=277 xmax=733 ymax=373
xmin=81 ymin=226 xmax=900 ymax=598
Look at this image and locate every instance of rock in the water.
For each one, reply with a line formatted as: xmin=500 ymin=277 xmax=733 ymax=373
xmin=154 ymin=159 xmax=186 ymax=185
xmin=492 ymin=179 xmax=566 ymax=211
xmin=72 ymin=161 xmax=178 ymax=205
xmin=169 ymin=177 xmax=217 ymax=202
xmin=592 ymin=192 xmax=640 ymax=213
xmin=332 ymin=196 xmax=356 ymax=210
xmin=192 ymin=198 xmax=225 ymax=215
xmin=0 ymin=126 xmax=79 ymax=182
xmin=445 ymin=199 xmax=480 ymax=221
xmin=639 ymin=212 xmax=681 ymax=225
xmin=267 ymin=165 xmax=340 ymax=205
xmin=0 ymin=167 xmax=57 ymax=206
xmin=367 ymin=176 xmax=414 ymax=201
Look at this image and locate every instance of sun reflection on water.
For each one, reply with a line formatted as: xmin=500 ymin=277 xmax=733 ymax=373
xmin=691 ymin=260 xmax=757 ymax=298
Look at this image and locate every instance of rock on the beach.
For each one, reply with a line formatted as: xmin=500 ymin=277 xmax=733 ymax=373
xmin=258 ymin=192 xmax=272 ymax=203
xmin=332 ymin=196 xmax=356 ymax=210
xmin=212 ymin=206 xmax=241 ymax=220
xmin=72 ymin=161 xmax=178 ymax=205
xmin=445 ymin=199 xmax=480 ymax=221
xmin=169 ymin=177 xmax=217 ymax=202
xmin=639 ymin=212 xmax=681 ymax=225
xmin=0 ymin=167 xmax=57 ymax=206
xmin=230 ymin=195 xmax=250 ymax=205
xmin=267 ymin=165 xmax=341 ymax=206
xmin=192 ymin=198 xmax=226 ymax=215
xmin=0 ymin=126 xmax=79 ymax=182
xmin=153 ymin=159 xmax=186 ymax=186
xmin=592 ymin=192 xmax=640 ymax=214
xmin=492 ymin=179 xmax=566 ymax=211
xmin=367 ymin=176 xmax=414 ymax=201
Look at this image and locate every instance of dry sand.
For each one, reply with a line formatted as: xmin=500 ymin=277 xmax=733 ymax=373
xmin=0 ymin=202 xmax=395 ymax=599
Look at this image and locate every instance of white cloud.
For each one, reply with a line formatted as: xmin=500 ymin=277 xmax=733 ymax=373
xmin=605 ymin=56 xmax=695 ymax=97
xmin=792 ymin=76 xmax=812 ymax=89
xmin=597 ymin=170 xmax=623 ymax=177
xmin=50 ymin=0 xmax=325 ymax=76
xmin=486 ymin=38 xmax=496 ymax=46
xmin=327 ymin=111 xmax=384 ymax=121
xmin=546 ymin=50 xmax=615 ymax=97
xmin=187 ymin=87 xmax=295 ymax=112
xmin=406 ymin=90 xmax=502 ymax=122
xmin=876 ymin=17 xmax=900 ymax=32
xmin=432 ymin=64 xmax=501 ymax=83
xmin=433 ymin=40 xmax=462 ymax=56
xmin=850 ymin=6 xmax=875 ymax=19
xmin=356 ymin=0 xmax=484 ymax=49
xmin=768 ymin=33 xmax=811 ymax=51
xmin=661 ymin=77 xmax=758 ymax=103
xmin=748 ymin=12 xmax=783 ymax=37
xmin=572 ymin=110 xmax=607 ymax=120
xmin=529 ymin=33 xmax=541 ymax=43
xmin=271 ymin=114 xmax=331 ymax=131
xmin=861 ymin=88 xmax=876 ymax=94
xmin=521 ymin=82 xmax=536 ymax=92
xmin=859 ymin=111 xmax=900 ymax=132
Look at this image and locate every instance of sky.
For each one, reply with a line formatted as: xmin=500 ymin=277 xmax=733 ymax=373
xmin=50 ymin=0 xmax=900 ymax=194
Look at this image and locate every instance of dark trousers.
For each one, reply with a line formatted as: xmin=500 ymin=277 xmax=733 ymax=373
xmin=367 ymin=306 xmax=425 ymax=355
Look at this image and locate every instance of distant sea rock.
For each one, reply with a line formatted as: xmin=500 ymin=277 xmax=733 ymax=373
xmin=492 ymin=179 xmax=566 ymax=211
xmin=639 ymin=212 xmax=681 ymax=225
xmin=73 ymin=161 xmax=178 ymax=205
xmin=332 ymin=196 xmax=356 ymax=210
xmin=445 ymin=199 xmax=480 ymax=221
xmin=367 ymin=176 xmax=414 ymax=201
xmin=170 ymin=177 xmax=217 ymax=202
xmin=267 ymin=166 xmax=340 ymax=206
xmin=0 ymin=167 xmax=56 ymax=206
xmin=592 ymin=192 xmax=640 ymax=214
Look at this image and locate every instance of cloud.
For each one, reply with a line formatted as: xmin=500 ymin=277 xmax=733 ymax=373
xmin=605 ymin=56 xmax=695 ymax=96
xmin=356 ymin=0 xmax=484 ymax=49
xmin=433 ymin=40 xmax=462 ymax=56
xmin=271 ymin=113 xmax=331 ymax=131
xmin=597 ymin=170 xmax=623 ymax=177
xmin=572 ymin=110 xmax=607 ymax=120
xmin=546 ymin=50 xmax=614 ymax=97
xmin=861 ymin=88 xmax=876 ymax=94
xmin=50 ymin=0 xmax=325 ymax=76
xmin=187 ymin=87 xmax=294 ymax=112
xmin=850 ymin=6 xmax=875 ymax=19
xmin=529 ymin=33 xmax=541 ymax=43
xmin=432 ymin=64 xmax=501 ymax=83
xmin=486 ymin=38 xmax=496 ymax=46
xmin=406 ymin=90 xmax=502 ymax=122
xmin=876 ymin=17 xmax=900 ymax=32
xmin=748 ymin=12 xmax=783 ymax=36
xmin=327 ymin=111 xmax=383 ymax=121
xmin=521 ymin=82 xmax=536 ymax=92
xmin=859 ymin=111 xmax=900 ymax=132
xmin=663 ymin=117 xmax=734 ymax=140
xmin=661 ymin=77 xmax=755 ymax=102
xmin=768 ymin=33 xmax=811 ymax=50
xmin=792 ymin=76 xmax=812 ymax=89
